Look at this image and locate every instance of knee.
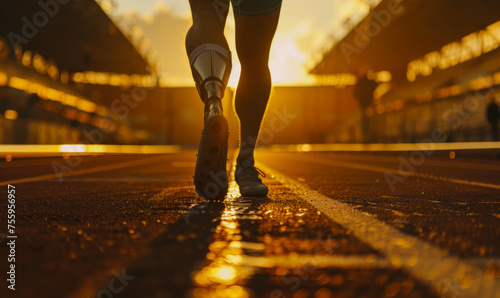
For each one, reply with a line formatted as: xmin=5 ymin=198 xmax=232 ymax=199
xmin=239 ymin=54 xmax=270 ymax=71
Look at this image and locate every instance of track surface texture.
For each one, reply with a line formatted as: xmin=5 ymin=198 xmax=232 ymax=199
xmin=0 ymin=149 xmax=499 ymax=298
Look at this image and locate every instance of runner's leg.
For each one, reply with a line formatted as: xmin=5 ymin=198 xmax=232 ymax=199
xmin=233 ymin=10 xmax=281 ymax=162
xmin=187 ymin=0 xmax=232 ymax=199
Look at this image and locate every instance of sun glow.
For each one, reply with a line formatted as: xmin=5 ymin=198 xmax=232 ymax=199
xmin=226 ymin=36 xmax=315 ymax=88
xmin=107 ymin=1 xmax=376 ymax=88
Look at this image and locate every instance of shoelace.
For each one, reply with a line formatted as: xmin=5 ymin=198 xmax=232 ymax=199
xmin=255 ymin=167 xmax=266 ymax=178
xmin=238 ymin=166 xmax=266 ymax=181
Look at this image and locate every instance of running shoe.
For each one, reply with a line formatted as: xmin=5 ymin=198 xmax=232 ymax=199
xmin=235 ymin=158 xmax=268 ymax=197
xmin=194 ymin=99 xmax=229 ymax=199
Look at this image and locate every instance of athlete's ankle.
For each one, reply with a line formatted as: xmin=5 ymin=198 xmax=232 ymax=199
xmin=236 ymin=155 xmax=254 ymax=165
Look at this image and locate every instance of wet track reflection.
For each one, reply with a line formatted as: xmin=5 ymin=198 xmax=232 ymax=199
xmin=191 ymin=184 xmax=263 ymax=297
xmin=188 ymin=180 xmax=434 ymax=298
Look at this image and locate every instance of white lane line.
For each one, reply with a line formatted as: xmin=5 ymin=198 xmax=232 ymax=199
xmin=0 ymin=144 xmax=182 ymax=157
xmin=0 ymin=155 xmax=172 ymax=187
xmin=268 ymin=142 xmax=500 ymax=152
xmin=312 ymin=153 xmax=500 ymax=172
xmin=42 ymin=178 xmax=192 ymax=182
xmin=290 ymin=154 xmax=500 ymax=190
xmin=234 ymin=255 xmax=392 ymax=269
xmin=259 ymin=164 xmax=499 ymax=297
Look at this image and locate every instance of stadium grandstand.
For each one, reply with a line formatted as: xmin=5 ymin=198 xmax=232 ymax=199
xmin=311 ymin=0 xmax=500 ymax=143
xmin=0 ymin=0 xmax=161 ymax=144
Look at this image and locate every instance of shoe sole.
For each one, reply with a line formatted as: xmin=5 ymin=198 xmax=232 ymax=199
xmin=239 ymin=185 xmax=269 ymax=197
xmin=194 ymin=114 xmax=228 ymax=199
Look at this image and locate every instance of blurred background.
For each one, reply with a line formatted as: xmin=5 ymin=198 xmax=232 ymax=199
xmin=1 ymin=0 xmax=500 ymax=147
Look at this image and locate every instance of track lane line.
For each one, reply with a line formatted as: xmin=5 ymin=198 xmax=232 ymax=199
xmin=307 ymin=153 xmax=500 ymax=172
xmin=236 ymin=255 xmax=392 ymax=269
xmin=0 ymin=155 xmax=172 ymax=186
xmin=259 ymin=163 xmax=499 ymax=297
xmin=286 ymin=154 xmax=500 ymax=190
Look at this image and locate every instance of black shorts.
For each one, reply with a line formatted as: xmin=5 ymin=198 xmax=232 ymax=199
xmin=231 ymin=0 xmax=282 ymax=16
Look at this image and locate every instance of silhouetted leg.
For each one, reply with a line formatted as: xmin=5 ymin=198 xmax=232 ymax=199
xmin=234 ymin=10 xmax=281 ymax=162
xmin=187 ymin=0 xmax=232 ymax=199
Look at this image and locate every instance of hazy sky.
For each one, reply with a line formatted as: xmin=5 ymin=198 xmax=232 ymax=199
xmin=104 ymin=0 xmax=374 ymax=86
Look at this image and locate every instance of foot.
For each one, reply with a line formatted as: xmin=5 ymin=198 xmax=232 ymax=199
xmin=235 ymin=158 xmax=268 ymax=197
xmin=194 ymin=99 xmax=228 ymax=199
